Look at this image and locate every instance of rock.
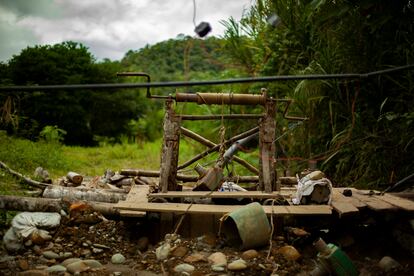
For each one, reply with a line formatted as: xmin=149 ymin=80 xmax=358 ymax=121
xmin=18 ymin=270 xmax=48 ymax=276
xmin=81 ymin=248 xmax=92 ymax=257
xmin=278 ymin=245 xmax=301 ymax=261
xmin=93 ymin=248 xmax=104 ymax=254
xmin=66 ymin=260 xmax=89 ymax=274
xmin=42 ymin=250 xmax=59 ymax=259
xmin=184 ymin=253 xmax=207 ymax=263
xmin=83 ymin=259 xmax=103 ymax=269
xmin=82 ymin=242 xmax=89 ymax=247
xmin=46 ymin=265 xmax=67 ymax=273
xmin=155 ymin=243 xmax=171 ymax=261
xmin=208 ymin=252 xmax=227 ymax=267
xmin=18 ymin=259 xmax=29 ymax=270
xmin=137 ymin=237 xmax=150 ymax=251
xmin=211 ymin=265 xmax=225 ymax=272
xmin=111 ymin=253 xmax=126 ymax=264
xmin=172 ymin=246 xmax=189 ymax=257
xmin=61 ymin=258 xmax=82 ymax=267
xmin=174 ymin=263 xmax=195 ymax=274
xmin=93 ymin=243 xmax=110 ymax=249
xmin=378 ymin=256 xmax=400 ymax=272
xmin=228 ymin=259 xmax=247 ymax=271
xmin=61 ymin=252 xmax=73 ymax=259
xmin=241 ymin=249 xmax=259 ymax=260
xmin=275 ymin=236 xmax=285 ymax=241
xmin=31 ymin=230 xmax=52 ymax=245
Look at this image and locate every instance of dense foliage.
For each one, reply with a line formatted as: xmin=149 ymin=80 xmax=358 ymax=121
xmin=221 ymin=0 xmax=414 ymax=188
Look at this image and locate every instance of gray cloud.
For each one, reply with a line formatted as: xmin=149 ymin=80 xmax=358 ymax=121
xmin=0 ymin=0 xmax=252 ymax=62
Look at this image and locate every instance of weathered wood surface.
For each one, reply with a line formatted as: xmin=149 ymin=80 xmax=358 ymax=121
xmin=159 ymin=100 xmax=181 ymax=192
xmin=259 ymin=99 xmax=277 ymax=192
xmin=119 ymin=185 xmax=150 ymax=217
xmin=43 ymin=186 xmax=127 ymax=203
xmin=120 ymin=169 xmax=259 ymax=183
xmin=148 ymin=190 xmax=294 ymax=199
xmin=115 ymin=202 xmax=332 ymax=216
xmin=180 ymin=127 xmax=259 ymax=175
xmin=330 ymin=190 xmax=360 ymax=217
xmin=373 ymin=193 xmax=414 ymax=211
xmin=347 ymin=188 xmax=397 ymax=211
xmin=66 ymin=171 xmax=83 ymax=185
xmin=0 ymin=195 xmax=119 ymax=216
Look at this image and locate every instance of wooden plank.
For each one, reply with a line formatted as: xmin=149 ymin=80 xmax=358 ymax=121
xmin=333 ymin=188 xmax=367 ymax=209
xmin=330 ymin=190 xmax=359 ymax=217
xmin=115 ymin=202 xmax=332 ymax=216
xmin=349 ymin=188 xmax=397 ymax=211
xmin=148 ymin=191 xmax=294 ymax=199
xmin=374 ymin=193 xmax=414 ymax=211
xmin=121 ymin=185 xmax=150 ymax=217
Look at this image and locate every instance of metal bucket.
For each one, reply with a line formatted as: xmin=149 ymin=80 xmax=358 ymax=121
xmin=222 ymin=202 xmax=270 ymax=249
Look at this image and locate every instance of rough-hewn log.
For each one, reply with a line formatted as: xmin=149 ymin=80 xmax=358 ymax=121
xmin=67 ymin=172 xmax=83 ymax=185
xmin=180 ymin=127 xmax=259 ymax=175
xmin=121 ymin=169 xmax=259 ymax=183
xmin=177 ymin=126 xmax=260 ymax=170
xmin=42 ymin=186 xmax=127 ymax=203
xmin=0 ymin=195 xmax=119 ymax=217
xmin=179 ymin=114 xmax=264 ymax=120
xmin=0 ymin=161 xmax=49 ymax=189
xmin=259 ymin=98 xmax=277 ymax=192
xmin=159 ymin=100 xmax=181 ymax=192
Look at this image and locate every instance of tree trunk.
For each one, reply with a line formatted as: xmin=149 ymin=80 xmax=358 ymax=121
xmin=66 ymin=172 xmax=83 ymax=185
xmin=0 ymin=195 xmax=119 ymax=217
xmin=42 ymin=186 xmax=127 ymax=203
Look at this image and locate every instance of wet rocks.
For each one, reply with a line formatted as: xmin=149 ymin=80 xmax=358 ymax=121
xmin=241 ymin=249 xmax=259 ymax=260
xmin=228 ymin=259 xmax=247 ymax=271
xmin=184 ymin=253 xmax=207 ymax=263
xmin=378 ymin=256 xmax=400 ymax=272
xmin=174 ymin=263 xmax=195 ymax=274
xmin=42 ymin=251 xmax=59 ymax=259
xmin=172 ymin=246 xmax=189 ymax=258
xmin=278 ymin=245 xmax=301 ymax=261
xmin=46 ymin=265 xmax=67 ymax=273
xmin=156 ymin=243 xmax=171 ymax=261
xmin=66 ymin=260 xmax=90 ymax=274
xmin=61 ymin=258 xmax=81 ymax=267
xmin=111 ymin=253 xmax=126 ymax=264
xmin=208 ymin=252 xmax=227 ymax=267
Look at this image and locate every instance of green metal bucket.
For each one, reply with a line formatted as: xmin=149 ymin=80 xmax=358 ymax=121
xmin=222 ymin=202 xmax=271 ymax=250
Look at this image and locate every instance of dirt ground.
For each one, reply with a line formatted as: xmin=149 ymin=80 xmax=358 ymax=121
xmin=0 ymin=209 xmax=413 ymax=276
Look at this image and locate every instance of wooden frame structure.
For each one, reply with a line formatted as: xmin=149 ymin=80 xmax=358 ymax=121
xmin=158 ymin=89 xmax=280 ymax=193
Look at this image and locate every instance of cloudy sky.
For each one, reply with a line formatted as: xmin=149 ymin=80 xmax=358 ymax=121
xmin=0 ymin=0 xmax=252 ymax=63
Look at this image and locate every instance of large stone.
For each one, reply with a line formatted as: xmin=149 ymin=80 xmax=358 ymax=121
xmin=184 ymin=253 xmax=207 ymax=263
xmin=228 ymin=259 xmax=247 ymax=271
xmin=111 ymin=253 xmax=126 ymax=264
xmin=66 ymin=260 xmax=89 ymax=274
xmin=174 ymin=263 xmax=195 ymax=274
xmin=46 ymin=265 xmax=67 ymax=273
xmin=61 ymin=258 xmax=82 ymax=267
xmin=172 ymin=246 xmax=189 ymax=258
xmin=378 ymin=256 xmax=400 ymax=272
xmin=18 ymin=270 xmax=48 ymax=276
xmin=42 ymin=251 xmax=59 ymax=259
xmin=208 ymin=252 xmax=227 ymax=267
xmin=278 ymin=245 xmax=301 ymax=261
xmin=156 ymin=243 xmax=171 ymax=261
xmin=241 ymin=249 xmax=259 ymax=260
xmin=83 ymin=259 xmax=103 ymax=269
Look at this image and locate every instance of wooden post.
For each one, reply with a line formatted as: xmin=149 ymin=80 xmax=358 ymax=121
xmin=259 ymin=96 xmax=277 ymax=192
xmin=160 ymin=99 xmax=181 ymax=192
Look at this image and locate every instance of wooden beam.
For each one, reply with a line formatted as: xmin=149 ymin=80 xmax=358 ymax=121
xmin=148 ymin=190 xmax=294 ymax=199
xmin=115 ymin=202 xmax=332 ymax=216
xmin=374 ymin=193 xmax=414 ymax=211
xmin=349 ymin=188 xmax=397 ymax=211
xmin=330 ymin=190 xmax=360 ymax=217
xmin=159 ymin=99 xmax=181 ymax=192
xmin=259 ymin=98 xmax=277 ymax=192
xmin=121 ymin=185 xmax=150 ymax=217
xmin=180 ymin=127 xmax=259 ymax=175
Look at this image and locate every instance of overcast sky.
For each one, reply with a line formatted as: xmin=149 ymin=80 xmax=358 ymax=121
xmin=0 ymin=0 xmax=252 ymax=63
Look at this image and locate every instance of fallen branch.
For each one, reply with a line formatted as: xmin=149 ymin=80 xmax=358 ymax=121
xmin=0 ymin=161 xmax=49 ymax=189
xmin=0 ymin=195 xmax=120 ymax=217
